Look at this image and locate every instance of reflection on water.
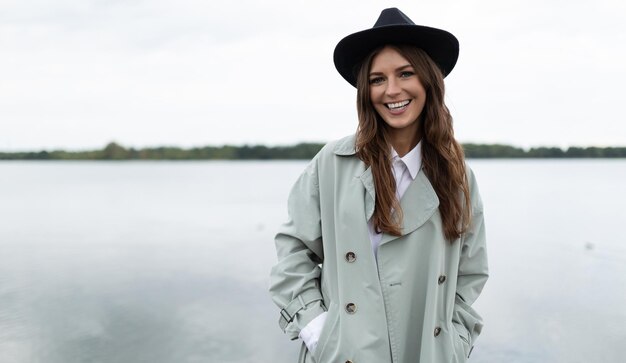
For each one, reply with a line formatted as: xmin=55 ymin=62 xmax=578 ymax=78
xmin=0 ymin=243 xmax=293 ymax=363
xmin=0 ymin=160 xmax=625 ymax=362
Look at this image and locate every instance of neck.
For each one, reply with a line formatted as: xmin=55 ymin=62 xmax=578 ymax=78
xmin=387 ymin=128 xmax=421 ymax=157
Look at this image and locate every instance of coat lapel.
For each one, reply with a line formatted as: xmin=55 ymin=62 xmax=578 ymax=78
xmin=359 ymin=166 xmax=376 ymax=221
xmin=333 ymin=135 xmax=377 ymax=223
xmin=332 ymin=134 xmax=438 ymax=246
xmin=380 ymin=169 xmax=439 ymax=246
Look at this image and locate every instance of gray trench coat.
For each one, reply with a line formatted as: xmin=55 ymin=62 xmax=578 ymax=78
xmin=269 ymin=135 xmax=488 ymax=363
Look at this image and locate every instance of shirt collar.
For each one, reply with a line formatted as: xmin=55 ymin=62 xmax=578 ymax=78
xmin=391 ymin=141 xmax=422 ymax=180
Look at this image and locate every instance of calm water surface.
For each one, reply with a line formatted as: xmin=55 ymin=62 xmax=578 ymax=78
xmin=0 ymin=160 xmax=625 ymax=362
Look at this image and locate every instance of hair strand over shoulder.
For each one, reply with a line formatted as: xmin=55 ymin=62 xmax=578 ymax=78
xmin=355 ymin=45 xmax=471 ymax=242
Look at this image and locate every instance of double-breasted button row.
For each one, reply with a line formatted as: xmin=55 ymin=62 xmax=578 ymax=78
xmin=438 ymin=275 xmax=446 ymax=284
xmin=345 ymin=251 xmax=356 ymax=263
xmin=345 ymin=303 xmax=357 ymax=314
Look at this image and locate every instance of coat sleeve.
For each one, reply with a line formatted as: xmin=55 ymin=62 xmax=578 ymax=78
xmin=452 ymin=166 xmax=489 ymax=356
xmin=268 ymin=152 xmax=326 ymax=341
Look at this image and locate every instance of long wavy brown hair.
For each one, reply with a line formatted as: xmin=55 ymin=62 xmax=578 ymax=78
xmin=355 ymin=44 xmax=471 ymax=242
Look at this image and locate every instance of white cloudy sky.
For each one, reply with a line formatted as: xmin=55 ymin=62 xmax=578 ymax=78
xmin=1 ymin=0 xmax=625 ymax=151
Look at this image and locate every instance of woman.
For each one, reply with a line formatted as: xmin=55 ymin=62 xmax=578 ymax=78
xmin=269 ymin=8 xmax=488 ymax=363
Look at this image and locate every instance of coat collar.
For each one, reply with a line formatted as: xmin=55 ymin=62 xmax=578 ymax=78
xmin=336 ymin=134 xmax=439 ymax=246
xmin=332 ymin=134 xmax=358 ymax=156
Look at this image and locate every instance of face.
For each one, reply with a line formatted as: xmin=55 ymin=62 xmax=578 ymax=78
xmin=368 ymin=46 xmax=427 ymax=138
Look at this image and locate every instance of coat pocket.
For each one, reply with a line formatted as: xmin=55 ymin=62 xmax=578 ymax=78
xmin=311 ymin=308 xmax=339 ymax=363
xmin=451 ymin=321 xmax=471 ymax=360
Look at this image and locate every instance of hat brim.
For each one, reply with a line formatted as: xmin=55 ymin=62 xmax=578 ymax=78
xmin=333 ymin=24 xmax=459 ymax=87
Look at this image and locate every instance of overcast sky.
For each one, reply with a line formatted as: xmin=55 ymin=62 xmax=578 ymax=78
xmin=1 ymin=0 xmax=625 ymax=151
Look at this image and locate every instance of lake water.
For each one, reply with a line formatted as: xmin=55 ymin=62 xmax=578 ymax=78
xmin=0 ymin=160 xmax=625 ymax=363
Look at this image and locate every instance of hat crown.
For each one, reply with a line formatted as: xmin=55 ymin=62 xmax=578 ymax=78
xmin=373 ymin=8 xmax=416 ymax=27
xmin=334 ymin=8 xmax=459 ymax=86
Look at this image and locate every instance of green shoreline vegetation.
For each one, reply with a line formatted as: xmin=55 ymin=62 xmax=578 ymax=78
xmin=1 ymin=142 xmax=626 ymax=160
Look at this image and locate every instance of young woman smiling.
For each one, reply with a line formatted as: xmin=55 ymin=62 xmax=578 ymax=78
xmin=270 ymin=8 xmax=488 ymax=363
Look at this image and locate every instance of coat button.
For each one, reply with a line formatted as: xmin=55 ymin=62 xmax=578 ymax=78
xmin=438 ymin=275 xmax=446 ymax=284
xmin=345 ymin=361 xmax=353 ymax=363
xmin=345 ymin=251 xmax=356 ymax=263
xmin=345 ymin=303 xmax=357 ymax=314
xmin=434 ymin=327 xmax=441 ymax=337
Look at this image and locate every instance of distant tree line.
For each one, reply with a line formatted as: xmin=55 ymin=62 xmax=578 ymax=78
xmin=462 ymin=144 xmax=626 ymax=158
xmin=0 ymin=142 xmax=326 ymax=160
xmin=1 ymin=142 xmax=625 ymax=160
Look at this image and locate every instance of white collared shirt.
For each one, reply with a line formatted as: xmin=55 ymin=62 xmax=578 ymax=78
xmin=299 ymin=142 xmax=423 ymax=353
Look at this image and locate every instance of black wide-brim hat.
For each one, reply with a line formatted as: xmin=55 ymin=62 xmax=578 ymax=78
xmin=333 ymin=8 xmax=459 ymax=87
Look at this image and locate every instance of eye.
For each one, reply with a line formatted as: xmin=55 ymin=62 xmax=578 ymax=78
xmin=399 ymin=71 xmax=414 ymax=78
xmin=369 ymin=77 xmax=384 ymax=85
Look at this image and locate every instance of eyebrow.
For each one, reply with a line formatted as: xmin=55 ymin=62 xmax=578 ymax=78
xmin=369 ymin=64 xmax=413 ymax=76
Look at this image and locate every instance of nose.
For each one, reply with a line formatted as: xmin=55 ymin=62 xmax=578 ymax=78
xmin=385 ymin=78 xmax=401 ymax=97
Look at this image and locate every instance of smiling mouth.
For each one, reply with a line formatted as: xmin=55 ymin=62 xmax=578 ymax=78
xmin=386 ymin=100 xmax=411 ymax=110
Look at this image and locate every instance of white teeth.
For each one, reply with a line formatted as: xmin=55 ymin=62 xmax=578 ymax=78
xmin=387 ymin=100 xmax=410 ymax=109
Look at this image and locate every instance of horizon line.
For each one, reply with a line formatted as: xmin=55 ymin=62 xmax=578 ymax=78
xmin=2 ymin=140 xmax=626 ymax=153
